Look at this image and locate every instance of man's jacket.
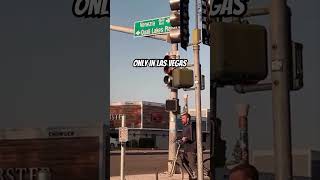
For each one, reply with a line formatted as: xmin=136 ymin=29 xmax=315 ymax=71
xmin=182 ymin=123 xmax=196 ymax=153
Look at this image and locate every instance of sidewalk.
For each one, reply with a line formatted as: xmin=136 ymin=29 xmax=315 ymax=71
xmin=110 ymin=150 xmax=210 ymax=155
xmin=110 ymin=173 xmax=210 ymax=180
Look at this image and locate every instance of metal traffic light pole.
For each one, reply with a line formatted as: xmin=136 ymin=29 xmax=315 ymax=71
xmin=110 ymin=25 xmax=182 ymax=176
xmin=222 ymin=1 xmax=293 ymax=179
xmin=193 ymin=0 xmax=204 ymax=179
xmin=270 ymin=0 xmax=293 ymax=180
xmin=168 ymin=44 xmax=178 ymax=174
xmin=230 ymin=1 xmax=294 ymax=179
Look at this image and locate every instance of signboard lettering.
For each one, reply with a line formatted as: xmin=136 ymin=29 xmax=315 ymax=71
xmin=110 ymin=114 xmax=123 ymax=120
xmin=48 ymin=130 xmax=74 ymax=137
xmin=0 ymin=168 xmax=50 ymax=180
xmin=134 ymin=16 xmax=172 ymax=37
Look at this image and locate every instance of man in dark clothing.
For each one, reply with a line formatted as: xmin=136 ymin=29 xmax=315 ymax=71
xmin=178 ymin=112 xmax=197 ymax=179
xmin=229 ymin=164 xmax=259 ymax=180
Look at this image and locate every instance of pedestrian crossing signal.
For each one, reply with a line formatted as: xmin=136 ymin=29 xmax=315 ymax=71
xmin=165 ymin=99 xmax=180 ymax=113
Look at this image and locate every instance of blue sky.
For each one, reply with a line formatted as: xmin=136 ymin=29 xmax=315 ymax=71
xmin=110 ymin=0 xmax=320 ymax=154
xmin=110 ymin=0 xmax=211 ymax=108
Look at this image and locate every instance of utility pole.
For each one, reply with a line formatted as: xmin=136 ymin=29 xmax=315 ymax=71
xmin=270 ymin=0 xmax=293 ymax=179
xmin=194 ymin=0 xmax=204 ymax=179
xmin=168 ymin=44 xmax=178 ymax=173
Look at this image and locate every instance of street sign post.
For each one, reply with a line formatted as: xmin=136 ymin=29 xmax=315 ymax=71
xmin=120 ymin=115 xmax=127 ymax=180
xmin=119 ymin=127 xmax=128 ymax=143
xmin=134 ymin=16 xmax=172 ymax=37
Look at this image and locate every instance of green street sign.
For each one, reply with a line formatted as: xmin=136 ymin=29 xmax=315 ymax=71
xmin=134 ymin=16 xmax=173 ymax=37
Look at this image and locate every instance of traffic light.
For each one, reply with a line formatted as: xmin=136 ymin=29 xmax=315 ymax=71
xmin=164 ymin=66 xmax=175 ymax=88
xmin=210 ymin=22 xmax=268 ymax=85
xmin=201 ymin=75 xmax=205 ymax=90
xmin=165 ymin=99 xmax=180 ymax=113
xmin=180 ymin=0 xmax=189 ymax=50
xmin=201 ymin=0 xmax=211 ymax=45
xmin=199 ymin=64 xmax=205 ymax=90
xmin=163 ymin=54 xmax=175 ymax=88
xmin=164 ymin=67 xmax=194 ymax=89
xmin=172 ymin=68 xmax=194 ymax=88
xmin=163 ymin=54 xmax=194 ymax=89
xmin=290 ymin=42 xmax=303 ymax=91
xmin=168 ymin=0 xmax=190 ymax=50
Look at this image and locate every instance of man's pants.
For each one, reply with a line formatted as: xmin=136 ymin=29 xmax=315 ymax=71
xmin=182 ymin=152 xmax=197 ymax=175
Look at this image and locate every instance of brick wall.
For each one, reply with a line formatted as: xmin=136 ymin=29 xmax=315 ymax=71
xmin=0 ymin=137 xmax=100 ymax=180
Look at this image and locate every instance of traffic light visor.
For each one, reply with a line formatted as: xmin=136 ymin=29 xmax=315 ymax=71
xmin=164 ymin=75 xmax=172 ymax=85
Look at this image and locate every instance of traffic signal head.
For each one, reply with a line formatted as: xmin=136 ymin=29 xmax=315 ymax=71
xmin=169 ymin=0 xmax=180 ymax=10
xmin=165 ymin=99 xmax=179 ymax=113
xmin=163 ymin=55 xmax=176 ymax=88
xmin=172 ymin=68 xmax=194 ymax=88
xmin=289 ymin=42 xmax=303 ymax=91
xmin=163 ymin=75 xmax=172 ymax=86
xmin=164 ymin=66 xmax=175 ymax=87
xmin=180 ymin=0 xmax=189 ymax=50
xmin=164 ymin=67 xmax=194 ymax=89
xmin=169 ymin=11 xmax=180 ymax=27
xmin=210 ymin=22 xmax=268 ymax=85
xmin=168 ymin=0 xmax=190 ymax=50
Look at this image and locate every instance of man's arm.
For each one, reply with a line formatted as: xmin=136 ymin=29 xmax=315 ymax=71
xmin=181 ymin=125 xmax=192 ymax=144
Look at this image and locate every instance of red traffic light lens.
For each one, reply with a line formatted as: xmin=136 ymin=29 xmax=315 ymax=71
xmin=164 ymin=66 xmax=174 ymax=75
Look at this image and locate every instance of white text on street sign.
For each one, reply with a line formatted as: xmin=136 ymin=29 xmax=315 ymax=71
xmin=134 ymin=16 xmax=173 ymax=37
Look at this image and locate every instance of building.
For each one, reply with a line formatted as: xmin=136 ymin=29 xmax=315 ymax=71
xmin=110 ymin=101 xmax=168 ymax=129
xmin=188 ymin=108 xmax=211 ymax=149
xmin=188 ymin=108 xmax=210 ymax=132
xmin=110 ymin=101 xmax=210 ymax=149
xmin=0 ymin=125 xmax=107 ymax=180
xmin=251 ymin=149 xmax=320 ymax=180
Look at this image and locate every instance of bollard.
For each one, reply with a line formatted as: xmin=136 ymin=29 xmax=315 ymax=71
xmin=37 ymin=169 xmax=51 ymax=180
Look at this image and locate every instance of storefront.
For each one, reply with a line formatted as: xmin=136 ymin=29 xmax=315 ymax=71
xmin=110 ymin=101 xmax=210 ymax=149
xmin=110 ymin=101 xmax=169 ymax=129
xmin=0 ymin=126 xmax=107 ymax=180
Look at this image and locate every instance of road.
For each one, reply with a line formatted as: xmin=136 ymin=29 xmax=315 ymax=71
xmin=110 ymin=152 xmax=211 ymax=177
